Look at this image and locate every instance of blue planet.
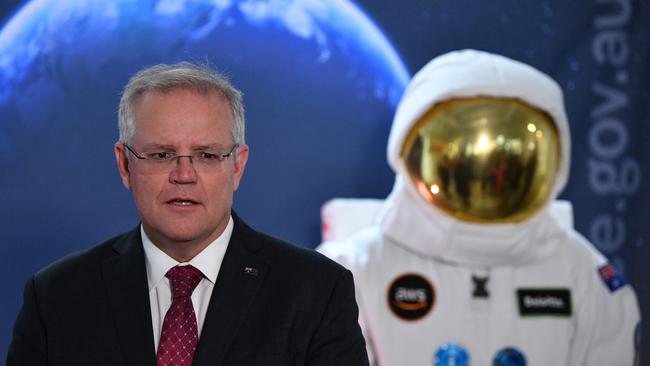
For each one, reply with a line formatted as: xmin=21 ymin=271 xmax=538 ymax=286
xmin=0 ymin=0 xmax=408 ymax=251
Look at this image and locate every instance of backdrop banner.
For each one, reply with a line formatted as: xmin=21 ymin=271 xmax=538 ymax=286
xmin=1 ymin=0 xmax=647 ymax=361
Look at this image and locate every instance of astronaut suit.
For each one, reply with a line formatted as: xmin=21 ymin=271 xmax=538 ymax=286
xmin=318 ymin=50 xmax=640 ymax=366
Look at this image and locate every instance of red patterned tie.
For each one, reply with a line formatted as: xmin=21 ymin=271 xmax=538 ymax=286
xmin=156 ymin=265 xmax=204 ymax=366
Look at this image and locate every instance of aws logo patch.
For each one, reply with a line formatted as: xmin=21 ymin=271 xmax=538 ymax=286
xmin=387 ymin=273 xmax=434 ymax=321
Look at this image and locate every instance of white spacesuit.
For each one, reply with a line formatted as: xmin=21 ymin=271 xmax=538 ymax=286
xmin=318 ymin=50 xmax=640 ymax=366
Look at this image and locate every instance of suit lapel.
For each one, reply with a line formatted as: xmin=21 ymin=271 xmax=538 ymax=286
xmin=193 ymin=215 xmax=268 ymax=366
xmin=101 ymin=228 xmax=156 ymax=366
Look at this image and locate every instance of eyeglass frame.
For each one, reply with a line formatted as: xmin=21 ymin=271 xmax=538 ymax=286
xmin=123 ymin=143 xmax=239 ymax=171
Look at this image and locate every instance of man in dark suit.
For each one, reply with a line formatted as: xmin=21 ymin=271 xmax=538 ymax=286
xmin=7 ymin=62 xmax=369 ymax=366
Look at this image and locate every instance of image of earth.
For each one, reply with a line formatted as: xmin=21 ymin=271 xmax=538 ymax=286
xmin=0 ymin=0 xmax=409 ymax=246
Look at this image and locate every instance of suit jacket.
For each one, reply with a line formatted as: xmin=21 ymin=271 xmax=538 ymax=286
xmin=7 ymin=213 xmax=369 ymax=366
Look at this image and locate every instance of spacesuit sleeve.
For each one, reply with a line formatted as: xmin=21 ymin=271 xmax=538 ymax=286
xmin=317 ymin=241 xmax=378 ymax=366
xmin=569 ymin=260 xmax=641 ymax=366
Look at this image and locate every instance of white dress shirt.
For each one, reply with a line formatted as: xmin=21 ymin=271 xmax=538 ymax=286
xmin=141 ymin=216 xmax=233 ymax=351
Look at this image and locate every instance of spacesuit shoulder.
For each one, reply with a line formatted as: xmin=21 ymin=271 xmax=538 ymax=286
xmin=560 ymin=227 xmax=605 ymax=263
xmin=556 ymin=225 xmax=639 ymax=318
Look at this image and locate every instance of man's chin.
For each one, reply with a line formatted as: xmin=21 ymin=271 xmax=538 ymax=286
xmin=144 ymin=223 xmax=203 ymax=246
xmin=161 ymin=229 xmax=204 ymax=245
xmin=142 ymin=216 xmax=225 ymax=252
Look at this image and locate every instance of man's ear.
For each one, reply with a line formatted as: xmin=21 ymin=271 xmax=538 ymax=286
xmin=114 ymin=143 xmax=132 ymax=191
xmin=232 ymin=144 xmax=249 ymax=191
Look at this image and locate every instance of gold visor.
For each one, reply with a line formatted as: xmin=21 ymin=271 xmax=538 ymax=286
xmin=401 ymin=96 xmax=560 ymax=223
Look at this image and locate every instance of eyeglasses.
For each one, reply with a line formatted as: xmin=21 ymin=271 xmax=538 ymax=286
xmin=124 ymin=144 xmax=239 ymax=173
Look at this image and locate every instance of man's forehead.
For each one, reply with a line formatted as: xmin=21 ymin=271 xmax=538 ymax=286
xmin=133 ymin=87 xmax=234 ymax=125
xmin=131 ymin=87 xmax=235 ymax=148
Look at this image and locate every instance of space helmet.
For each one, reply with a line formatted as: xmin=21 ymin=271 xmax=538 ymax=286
xmin=387 ymin=49 xmax=570 ymax=224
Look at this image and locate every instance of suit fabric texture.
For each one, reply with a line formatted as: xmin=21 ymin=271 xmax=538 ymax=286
xmin=7 ymin=214 xmax=369 ymax=366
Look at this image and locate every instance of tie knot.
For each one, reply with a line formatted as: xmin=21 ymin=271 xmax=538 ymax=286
xmin=166 ymin=265 xmax=203 ymax=299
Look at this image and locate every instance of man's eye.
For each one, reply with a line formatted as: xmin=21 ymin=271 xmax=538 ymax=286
xmin=147 ymin=152 xmax=174 ymax=160
xmin=199 ymin=151 xmax=220 ymax=161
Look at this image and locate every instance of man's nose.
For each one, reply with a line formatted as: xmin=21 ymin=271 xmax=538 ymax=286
xmin=169 ymin=155 xmax=197 ymax=184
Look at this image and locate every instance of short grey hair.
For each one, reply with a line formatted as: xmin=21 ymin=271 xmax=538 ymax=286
xmin=118 ymin=62 xmax=245 ymax=146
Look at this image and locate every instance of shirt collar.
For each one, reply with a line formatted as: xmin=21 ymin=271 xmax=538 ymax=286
xmin=141 ymin=215 xmax=234 ymax=291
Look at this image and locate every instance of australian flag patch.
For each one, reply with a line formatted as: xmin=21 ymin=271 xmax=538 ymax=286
xmin=598 ymin=263 xmax=628 ymax=293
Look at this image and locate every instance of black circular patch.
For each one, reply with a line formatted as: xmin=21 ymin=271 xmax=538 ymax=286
xmin=387 ymin=273 xmax=434 ymax=321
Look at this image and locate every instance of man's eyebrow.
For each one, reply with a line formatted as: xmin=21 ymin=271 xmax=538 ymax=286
xmin=140 ymin=143 xmax=176 ymax=151
xmin=193 ymin=144 xmax=223 ymax=150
